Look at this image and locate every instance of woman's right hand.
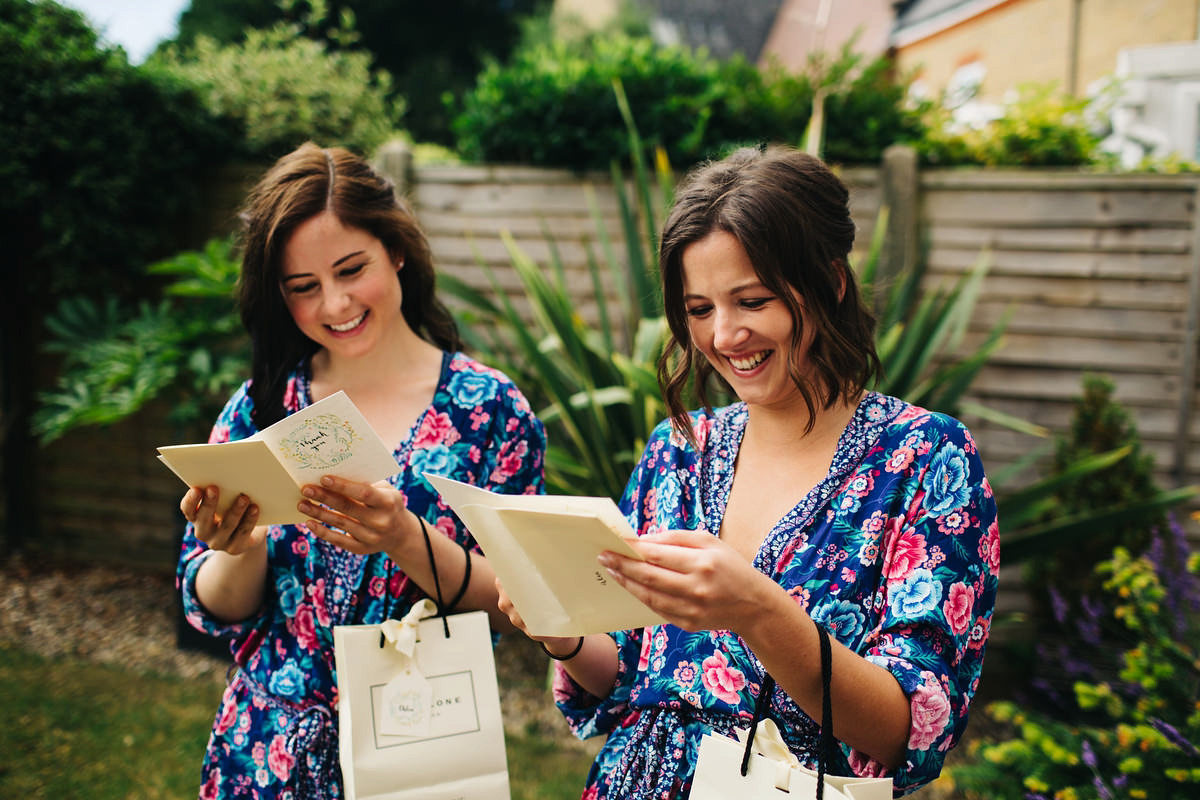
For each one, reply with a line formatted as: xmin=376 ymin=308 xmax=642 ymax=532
xmin=497 ymin=577 xmax=619 ymax=696
xmin=495 ymin=578 xmax=537 ymax=637
xmin=182 ymin=485 xmax=265 ymax=555
xmin=495 ymin=578 xmax=577 ymax=651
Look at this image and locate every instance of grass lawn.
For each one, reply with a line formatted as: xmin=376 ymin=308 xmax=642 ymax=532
xmin=0 ymin=643 xmax=595 ymax=799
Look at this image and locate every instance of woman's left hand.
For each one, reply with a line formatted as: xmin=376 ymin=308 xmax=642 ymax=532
xmin=297 ymin=475 xmax=416 ymax=555
xmin=598 ymin=530 xmax=777 ymax=633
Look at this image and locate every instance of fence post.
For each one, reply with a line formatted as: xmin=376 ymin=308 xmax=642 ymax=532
xmin=373 ymin=139 xmax=413 ymax=199
xmin=1173 ymin=180 xmax=1200 ymax=487
xmin=878 ymin=144 xmax=920 ymax=291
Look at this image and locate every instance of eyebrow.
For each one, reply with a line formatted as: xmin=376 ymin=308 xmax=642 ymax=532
xmin=281 ymin=250 xmax=367 ymax=282
xmin=682 ymin=281 xmax=767 ymax=301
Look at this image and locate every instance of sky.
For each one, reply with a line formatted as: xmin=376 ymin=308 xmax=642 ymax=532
xmin=60 ymin=0 xmax=190 ymax=63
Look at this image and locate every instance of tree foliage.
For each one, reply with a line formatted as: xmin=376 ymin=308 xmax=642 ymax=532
xmin=171 ymin=0 xmax=552 ymax=145
xmin=0 ymin=0 xmax=233 ymax=293
xmin=0 ymin=0 xmax=233 ymax=551
xmin=154 ymin=0 xmax=401 ymax=160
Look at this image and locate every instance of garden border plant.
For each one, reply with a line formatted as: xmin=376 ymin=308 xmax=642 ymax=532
xmin=949 ymin=538 xmax=1200 ymax=799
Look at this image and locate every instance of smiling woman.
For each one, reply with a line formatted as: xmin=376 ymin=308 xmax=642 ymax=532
xmin=279 ymin=212 xmax=408 ymax=370
xmin=174 ymin=142 xmax=547 ymax=799
xmin=494 ymin=145 xmax=1001 ymax=799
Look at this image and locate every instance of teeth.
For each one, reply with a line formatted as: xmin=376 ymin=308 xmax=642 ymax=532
xmin=329 ymin=313 xmax=365 ymax=332
xmin=729 ymin=351 xmax=768 ymax=370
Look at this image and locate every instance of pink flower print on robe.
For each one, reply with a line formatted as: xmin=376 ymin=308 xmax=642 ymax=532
xmin=943 ymin=582 xmax=974 ymax=636
xmin=700 ymin=652 xmax=747 ymax=705
xmin=909 ymin=673 xmax=953 ymax=751
xmin=884 ymin=528 xmax=928 ymax=582
xmin=414 ymin=411 xmax=462 ymax=448
xmin=267 ymin=733 xmax=294 ymax=783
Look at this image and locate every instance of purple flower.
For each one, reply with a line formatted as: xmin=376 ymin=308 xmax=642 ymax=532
xmin=1150 ymin=717 xmax=1200 ymax=759
xmin=1081 ymin=739 xmax=1097 ymax=768
xmin=1082 ymin=740 xmax=1113 ymax=800
xmin=1048 ymin=587 xmax=1068 ymax=626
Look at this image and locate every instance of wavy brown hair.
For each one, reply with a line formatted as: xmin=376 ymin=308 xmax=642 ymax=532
xmin=657 ymin=146 xmax=880 ymax=443
xmin=236 ymin=142 xmax=461 ymax=429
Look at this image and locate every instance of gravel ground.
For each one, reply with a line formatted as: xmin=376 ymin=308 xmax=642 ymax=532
xmin=0 ymin=552 xmax=590 ymax=749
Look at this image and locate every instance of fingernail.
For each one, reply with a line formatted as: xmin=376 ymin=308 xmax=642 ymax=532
xmin=321 ymin=476 xmax=334 ymax=486
xmin=302 ymin=487 xmax=316 ymax=498
xmin=597 ymin=553 xmax=614 ymax=568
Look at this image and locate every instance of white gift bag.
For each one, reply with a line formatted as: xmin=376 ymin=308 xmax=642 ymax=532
xmin=691 ymin=720 xmax=892 ymax=800
xmin=692 ymin=624 xmax=892 ymax=800
xmin=333 ymin=600 xmax=509 ymax=800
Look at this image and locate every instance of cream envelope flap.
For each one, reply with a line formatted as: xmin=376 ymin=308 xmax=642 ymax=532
xmin=425 ymin=473 xmax=665 ymax=637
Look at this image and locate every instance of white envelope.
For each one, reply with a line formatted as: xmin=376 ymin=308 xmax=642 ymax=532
xmin=425 ymin=473 xmax=665 ymax=637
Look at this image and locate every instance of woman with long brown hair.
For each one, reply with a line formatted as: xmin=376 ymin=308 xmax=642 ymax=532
xmin=178 ymin=142 xmax=545 ymax=799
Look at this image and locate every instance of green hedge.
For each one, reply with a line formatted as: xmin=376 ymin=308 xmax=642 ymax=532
xmin=453 ymin=35 xmax=924 ymax=170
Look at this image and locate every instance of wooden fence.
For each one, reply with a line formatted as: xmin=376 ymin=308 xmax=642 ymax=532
xmin=25 ymin=150 xmax=1200 ymax=572
xmin=919 ymin=170 xmax=1200 ymax=494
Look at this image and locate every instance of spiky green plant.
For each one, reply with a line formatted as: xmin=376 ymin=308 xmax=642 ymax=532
xmin=442 ymin=79 xmax=671 ymax=499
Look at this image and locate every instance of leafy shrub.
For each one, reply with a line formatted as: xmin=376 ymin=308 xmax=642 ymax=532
xmin=34 ymin=239 xmax=248 ymax=443
xmin=919 ymin=83 xmax=1098 ymax=167
xmin=817 ymin=51 xmax=926 ymax=165
xmin=153 ymin=1 xmax=401 ymax=159
xmin=1034 ymin=376 xmax=1166 ymax=592
xmin=174 ymin=0 xmax=551 ymax=146
xmin=454 ymin=34 xmax=923 ymax=171
xmin=951 ymin=541 xmax=1200 ymax=800
xmin=1003 ymin=375 xmax=1184 ymax=718
xmin=454 ymin=35 xmax=720 ymax=170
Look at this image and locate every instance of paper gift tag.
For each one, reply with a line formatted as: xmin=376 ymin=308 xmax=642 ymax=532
xmin=379 ymin=664 xmax=433 ymax=737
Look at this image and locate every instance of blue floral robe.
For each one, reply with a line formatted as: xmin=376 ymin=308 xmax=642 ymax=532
xmin=555 ymin=393 xmax=999 ymax=798
xmin=177 ymin=352 xmax=545 ymax=799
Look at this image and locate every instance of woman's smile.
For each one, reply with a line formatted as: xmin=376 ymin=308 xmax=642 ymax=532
xmin=727 ymin=349 xmax=772 ymax=373
xmin=327 ymin=311 xmax=368 ymax=334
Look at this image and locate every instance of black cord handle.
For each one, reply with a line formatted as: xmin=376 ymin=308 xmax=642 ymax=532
xmin=816 ymin=623 xmax=833 ymax=800
xmin=418 ymin=515 xmax=452 ymax=638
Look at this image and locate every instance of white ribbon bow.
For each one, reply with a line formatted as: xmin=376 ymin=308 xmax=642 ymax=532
xmin=735 ymin=718 xmax=801 ymax=790
xmin=379 ymin=598 xmax=438 ymax=658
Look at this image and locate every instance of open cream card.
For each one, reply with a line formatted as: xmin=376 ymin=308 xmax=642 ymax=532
xmin=425 ymin=473 xmax=665 ymax=637
xmin=158 ymin=391 xmax=400 ymax=526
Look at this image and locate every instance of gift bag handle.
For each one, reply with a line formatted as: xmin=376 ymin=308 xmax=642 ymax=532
xmin=418 ymin=514 xmax=474 ymax=639
xmin=739 ymin=623 xmax=834 ymax=800
xmin=378 ymin=515 xmax=472 ymax=646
